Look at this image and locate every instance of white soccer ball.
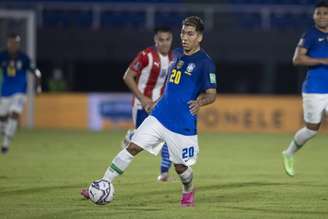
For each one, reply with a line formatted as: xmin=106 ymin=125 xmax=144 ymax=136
xmin=88 ymin=179 xmax=115 ymax=205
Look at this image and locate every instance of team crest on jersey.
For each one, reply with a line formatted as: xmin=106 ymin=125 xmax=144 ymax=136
xmin=176 ymin=60 xmax=184 ymax=69
xmin=184 ymin=63 xmax=195 ymax=76
xmin=16 ymin=60 xmax=22 ymax=70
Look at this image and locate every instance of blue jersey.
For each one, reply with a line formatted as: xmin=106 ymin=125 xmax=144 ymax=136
xmin=151 ymin=48 xmax=217 ymax=135
xmin=298 ymin=26 xmax=328 ymax=93
xmin=0 ymin=51 xmax=32 ymax=97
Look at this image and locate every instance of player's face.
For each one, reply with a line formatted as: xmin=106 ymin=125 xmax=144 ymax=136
xmin=180 ymin=25 xmax=202 ymax=54
xmin=155 ymin=31 xmax=172 ymax=55
xmin=7 ymin=38 xmax=20 ymax=55
xmin=313 ymin=7 xmax=328 ymax=29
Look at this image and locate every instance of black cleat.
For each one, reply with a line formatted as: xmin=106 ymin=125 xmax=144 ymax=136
xmin=1 ymin=146 xmax=8 ymax=154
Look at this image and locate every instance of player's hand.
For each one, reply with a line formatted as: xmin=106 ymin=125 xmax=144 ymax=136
xmin=320 ymin=58 xmax=328 ymax=65
xmin=141 ymin=96 xmax=154 ymax=113
xmin=188 ymin=100 xmax=201 ymax=115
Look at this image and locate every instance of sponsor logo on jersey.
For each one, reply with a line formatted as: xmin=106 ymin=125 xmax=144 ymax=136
xmin=318 ymin=38 xmax=325 ymax=42
xmin=133 ymin=61 xmax=142 ymax=71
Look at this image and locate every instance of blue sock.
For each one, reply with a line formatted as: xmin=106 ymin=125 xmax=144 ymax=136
xmin=160 ymin=144 xmax=171 ymax=173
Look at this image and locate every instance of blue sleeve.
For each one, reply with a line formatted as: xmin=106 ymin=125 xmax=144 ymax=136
xmin=201 ymin=59 xmax=217 ymax=91
xmin=298 ymin=30 xmax=314 ymax=49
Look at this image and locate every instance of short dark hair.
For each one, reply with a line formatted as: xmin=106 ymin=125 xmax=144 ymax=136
xmin=154 ymin=26 xmax=172 ymax=34
xmin=315 ymin=1 xmax=328 ymax=8
xmin=7 ymin=33 xmax=21 ymax=42
xmin=182 ymin=16 xmax=204 ymax=33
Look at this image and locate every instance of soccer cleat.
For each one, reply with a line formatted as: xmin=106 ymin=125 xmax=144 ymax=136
xmin=1 ymin=146 xmax=8 ymax=154
xmin=80 ymin=188 xmax=90 ymax=199
xmin=180 ymin=190 xmax=195 ymax=207
xmin=282 ymin=151 xmax=295 ymax=177
xmin=157 ymin=172 xmax=169 ymax=182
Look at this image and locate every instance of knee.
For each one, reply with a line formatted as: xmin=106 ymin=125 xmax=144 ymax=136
xmin=126 ymin=142 xmax=143 ymax=156
xmin=174 ymin=164 xmax=188 ymax=174
xmin=305 ymin=123 xmax=320 ymax=132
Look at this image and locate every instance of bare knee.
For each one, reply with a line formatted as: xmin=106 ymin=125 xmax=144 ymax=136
xmin=174 ymin=164 xmax=188 ymax=174
xmin=305 ymin=122 xmax=320 ymax=131
xmin=126 ymin=142 xmax=143 ymax=156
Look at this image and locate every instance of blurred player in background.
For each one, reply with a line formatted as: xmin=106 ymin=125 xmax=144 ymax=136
xmin=81 ymin=16 xmax=217 ymax=207
xmin=122 ymin=26 xmax=173 ymax=181
xmin=0 ymin=33 xmax=42 ymax=154
xmin=282 ymin=1 xmax=328 ymax=176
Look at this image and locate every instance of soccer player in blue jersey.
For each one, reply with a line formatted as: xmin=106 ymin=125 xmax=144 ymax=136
xmin=81 ymin=16 xmax=217 ymax=207
xmin=0 ymin=33 xmax=42 ymax=154
xmin=282 ymin=1 xmax=328 ymax=176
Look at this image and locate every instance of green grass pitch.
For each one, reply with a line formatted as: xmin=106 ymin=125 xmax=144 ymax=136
xmin=0 ymin=129 xmax=327 ymax=219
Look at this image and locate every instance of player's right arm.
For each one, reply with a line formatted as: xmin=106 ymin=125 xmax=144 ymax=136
xmin=123 ymin=68 xmax=153 ymax=112
xmin=293 ymin=47 xmax=328 ymax=66
xmin=293 ymin=30 xmax=328 ymax=66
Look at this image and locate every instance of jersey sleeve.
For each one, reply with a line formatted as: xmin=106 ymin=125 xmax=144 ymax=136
xmin=297 ymin=30 xmax=314 ymax=49
xmin=201 ymin=59 xmax=217 ymax=91
xmin=128 ymin=50 xmax=149 ymax=76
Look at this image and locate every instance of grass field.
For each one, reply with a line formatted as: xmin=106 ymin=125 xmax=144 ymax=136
xmin=0 ymin=129 xmax=327 ymax=219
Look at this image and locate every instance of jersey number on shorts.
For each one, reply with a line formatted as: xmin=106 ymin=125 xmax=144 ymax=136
xmin=182 ymin=146 xmax=194 ymax=159
xmin=169 ymin=69 xmax=181 ymax=85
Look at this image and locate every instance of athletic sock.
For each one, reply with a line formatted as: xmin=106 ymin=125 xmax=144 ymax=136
xmin=285 ymin=127 xmax=317 ymax=156
xmin=179 ymin=167 xmax=193 ymax=193
xmin=2 ymin=118 xmax=17 ymax=148
xmin=103 ymin=149 xmax=134 ymax=182
xmin=160 ymin=144 xmax=171 ymax=173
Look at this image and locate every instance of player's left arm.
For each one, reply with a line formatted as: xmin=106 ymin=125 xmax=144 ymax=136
xmin=26 ymin=56 xmax=42 ymax=94
xmin=188 ymin=89 xmax=216 ymax=115
xmin=32 ymin=68 xmax=42 ymax=94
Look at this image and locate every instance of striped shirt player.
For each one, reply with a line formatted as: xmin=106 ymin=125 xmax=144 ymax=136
xmin=122 ymin=27 xmax=174 ymax=181
xmin=282 ymin=1 xmax=328 ymax=177
xmin=129 ymin=47 xmax=173 ymax=127
xmin=0 ymin=33 xmax=41 ymax=154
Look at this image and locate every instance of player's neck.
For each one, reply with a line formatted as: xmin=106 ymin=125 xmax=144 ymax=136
xmin=184 ymin=46 xmax=200 ymax=56
xmin=315 ymin=25 xmax=328 ymax=33
xmin=158 ymin=51 xmax=168 ymax=57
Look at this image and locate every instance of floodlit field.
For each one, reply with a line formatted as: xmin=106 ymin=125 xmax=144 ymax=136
xmin=0 ymin=129 xmax=327 ymax=219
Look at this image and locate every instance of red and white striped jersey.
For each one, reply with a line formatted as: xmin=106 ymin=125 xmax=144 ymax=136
xmin=128 ymin=47 xmax=173 ymax=108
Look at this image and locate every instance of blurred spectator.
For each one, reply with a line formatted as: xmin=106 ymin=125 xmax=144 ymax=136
xmin=48 ymin=67 xmax=67 ymax=92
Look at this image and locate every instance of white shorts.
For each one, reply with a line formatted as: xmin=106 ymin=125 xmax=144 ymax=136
xmin=0 ymin=93 xmax=26 ymax=116
xmin=302 ymin=93 xmax=328 ymax=124
xmin=131 ymin=115 xmax=199 ymax=166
